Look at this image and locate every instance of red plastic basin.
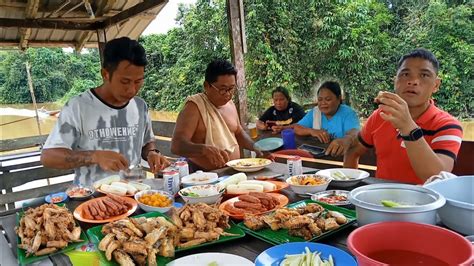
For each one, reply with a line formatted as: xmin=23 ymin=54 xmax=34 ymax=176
xmin=347 ymin=221 xmax=474 ymax=266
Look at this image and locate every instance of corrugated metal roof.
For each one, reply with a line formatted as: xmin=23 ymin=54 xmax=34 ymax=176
xmin=0 ymin=0 xmax=167 ymax=50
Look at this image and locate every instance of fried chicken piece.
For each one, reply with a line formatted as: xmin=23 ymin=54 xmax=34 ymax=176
xmin=243 ymin=215 xmax=266 ymax=230
xmin=140 ymin=219 xmax=159 ymax=234
xmin=194 ymin=231 xmax=220 ymax=241
xmin=34 ymin=247 xmax=57 ymax=256
xmin=105 ymin=240 xmax=121 ymax=261
xmin=191 ymin=208 xmax=207 ymax=230
xmin=327 ymin=211 xmax=347 ymax=224
xmin=130 ymin=253 xmax=147 ymax=266
xmin=156 ymin=217 xmax=178 ymax=232
xmin=304 ymin=203 xmax=325 ymax=214
xmin=98 ymin=233 xmax=116 ymax=251
xmin=178 ymin=238 xmax=207 ymax=248
xmin=263 ymin=215 xmax=281 ymax=231
xmin=71 ymin=227 xmax=82 ymax=241
xmin=116 ymin=219 xmax=144 ymax=237
xmin=289 ymin=227 xmax=313 ymax=240
xmin=145 ymin=227 xmax=167 ymax=246
xmin=324 ymin=217 xmax=340 ymax=231
xmin=123 ymin=239 xmax=147 ymax=256
xmin=147 ymin=248 xmax=158 ymax=266
xmin=113 ymin=250 xmax=134 ymax=266
xmin=159 ymin=238 xmax=175 ymax=257
xmin=30 ymin=231 xmax=42 ymax=254
xmin=308 ymin=222 xmax=322 ymax=236
xmin=169 ymin=208 xmax=183 ymax=228
xmin=315 ymin=217 xmax=326 ymax=230
xmin=180 ymin=227 xmax=195 ymax=240
xmin=46 ymin=240 xmax=68 ymax=248
xmin=281 ymin=215 xmax=312 ymax=229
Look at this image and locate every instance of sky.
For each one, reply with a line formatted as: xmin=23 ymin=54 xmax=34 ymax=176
xmin=142 ymin=0 xmax=197 ymax=35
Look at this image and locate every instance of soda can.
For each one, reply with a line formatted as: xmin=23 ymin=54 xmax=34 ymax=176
xmin=163 ymin=170 xmax=180 ymax=196
xmin=287 ymin=156 xmax=303 ymax=176
xmin=175 ymin=160 xmax=189 ymax=178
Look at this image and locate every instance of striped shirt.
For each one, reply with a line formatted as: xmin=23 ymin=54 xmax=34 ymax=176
xmin=359 ymin=101 xmax=463 ymax=184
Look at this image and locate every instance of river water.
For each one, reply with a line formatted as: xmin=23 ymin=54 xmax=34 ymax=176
xmin=1 ymin=103 xmax=473 ymax=141
xmin=0 ymin=103 xmax=178 ymax=140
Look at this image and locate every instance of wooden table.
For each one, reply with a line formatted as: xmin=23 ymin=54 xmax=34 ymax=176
xmin=0 ymin=162 xmax=387 ymax=265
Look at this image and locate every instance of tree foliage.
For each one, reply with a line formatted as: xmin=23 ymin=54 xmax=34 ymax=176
xmin=0 ymin=0 xmax=472 ymax=119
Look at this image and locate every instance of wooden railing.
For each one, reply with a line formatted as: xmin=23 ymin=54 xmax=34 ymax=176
xmin=0 ymin=120 xmax=176 ymax=212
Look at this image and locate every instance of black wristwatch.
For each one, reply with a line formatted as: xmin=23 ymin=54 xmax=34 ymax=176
xmin=399 ymin=127 xmax=423 ymax=141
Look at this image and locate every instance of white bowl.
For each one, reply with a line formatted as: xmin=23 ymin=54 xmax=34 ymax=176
xmin=134 ymin=190 xmax=174 ymax=213
xmin=178 ymin=184 xmax=223 ymax=204
xmin=317 ymin=168 xmax=370 ymax=188
xmin=181 ymin=171 xmax=219 ymax=187
xmin=424 ymin=176 xmax=474 ymax=235
xmin=286 ymin=174 xmax=331 ymax=195
xmin=226 ymin=158 xmax=272 ymax=172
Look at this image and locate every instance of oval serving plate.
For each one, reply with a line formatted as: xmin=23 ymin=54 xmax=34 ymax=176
xmin=73 ymin=196 xmax=137 ymax=224
xmin=310 ymin=190 xmax=351 ymax=206
xmin=219 ymin=193 xmax=289 ymax=220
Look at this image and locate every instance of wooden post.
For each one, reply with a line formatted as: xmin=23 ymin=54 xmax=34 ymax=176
xmin=25 ymin=61 xmax=42 ymax=136
xmin=96 ymin=28 xmax=107 ymax=65
xmin=227 ymin=0 xmax=248 ymax=126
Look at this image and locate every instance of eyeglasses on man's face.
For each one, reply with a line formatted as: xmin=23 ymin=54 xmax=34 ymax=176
xmin=209 ymin=82 xmax=237 ymax=95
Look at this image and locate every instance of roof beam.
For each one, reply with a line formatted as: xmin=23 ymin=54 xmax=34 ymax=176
xmin=0 ymin=18 xmax=99 ymax=31
xmin=0 ymin=41 xmax=97 ymax=48
xmin=75 ymin=0 xmax=116 ymax=52
xmin=98 ymin=0 xmax=166 ymax=29
xmin=19 ymin=0 xmax=40 ymax=50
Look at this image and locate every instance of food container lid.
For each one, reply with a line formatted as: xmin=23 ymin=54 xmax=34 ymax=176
xmin=349 ymin=183 xmax=446 ymax=213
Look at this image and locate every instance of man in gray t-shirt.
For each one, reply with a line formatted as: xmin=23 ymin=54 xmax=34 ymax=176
xmin=41 ymin=37 xmax=169 ymax=185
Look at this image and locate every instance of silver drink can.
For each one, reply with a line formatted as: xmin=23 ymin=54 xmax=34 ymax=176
xmin=287 ymin=156 xmax=303 ymax=176
xmin=175 ymin=160 xmax=189 ymax=178
xmin=163 ymin=170 xmax=180 ymax=196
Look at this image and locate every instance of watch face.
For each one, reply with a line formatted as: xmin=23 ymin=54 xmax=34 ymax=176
xmin=412 ymin=128 xmax=424 ymax=140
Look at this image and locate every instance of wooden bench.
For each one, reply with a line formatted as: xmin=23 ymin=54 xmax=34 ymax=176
xmin=0 ymin=121 xmax=177 ymax=213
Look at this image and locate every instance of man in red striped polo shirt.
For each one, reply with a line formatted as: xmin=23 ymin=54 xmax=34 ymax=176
xmin=344 ymin=48 xmax=463 ymax=184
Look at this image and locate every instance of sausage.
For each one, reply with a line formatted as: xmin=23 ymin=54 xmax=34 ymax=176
xmin=88 ymin=202 xmax=98 ymax=216
xmin=238 ymin=195 xmax=261 ymax=204
xmin=82 ymin=205 xmax=94 ymax=220
xmin=96 ymin=199 xmax=107 ymax=212
xmin=107 ymin=196 xmax=126 ymax=211
xmin=224 ymin=204 xmax=245 ymax=215
xmin=234 ymin=201 xmax=266 ymax=211
xmin=103 ymin=197 xmax=121 ymax=212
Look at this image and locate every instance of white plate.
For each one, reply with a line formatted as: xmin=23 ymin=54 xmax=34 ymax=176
xmin=167 ymin=252 xmax=253 ymax=266
xmin=226 ymin=158 xmax=272 ymax=172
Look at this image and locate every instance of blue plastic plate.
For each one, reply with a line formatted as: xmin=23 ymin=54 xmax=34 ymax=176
xmin=254 ymin=242 xmax=357 ymax=266
xmin=254 ymin=137 xmax=284 ymax=151
xmin=45 ymin=192 xmax=68 ymax=203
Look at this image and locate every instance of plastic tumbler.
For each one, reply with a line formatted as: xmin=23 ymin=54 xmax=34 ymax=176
xmin=281 ymin=128 xmax=296 ymax=149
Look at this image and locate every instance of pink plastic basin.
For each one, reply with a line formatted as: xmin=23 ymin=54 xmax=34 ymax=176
xmin=347 ymin=221 xmax=474 ymax=266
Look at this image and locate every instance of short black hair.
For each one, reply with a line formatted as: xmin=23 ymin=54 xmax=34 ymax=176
xmin=102 ymin=37 xmax=147 ymax=77
xmin=272 ymin=86 xmax=291 ymax=102
xmin=318 ymin=81 xmax=342 ymax=98
xmin=205 ymin=59 xmax=237 ymax=83
xmin=397 ymin=48 xmax=439 ymax=74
